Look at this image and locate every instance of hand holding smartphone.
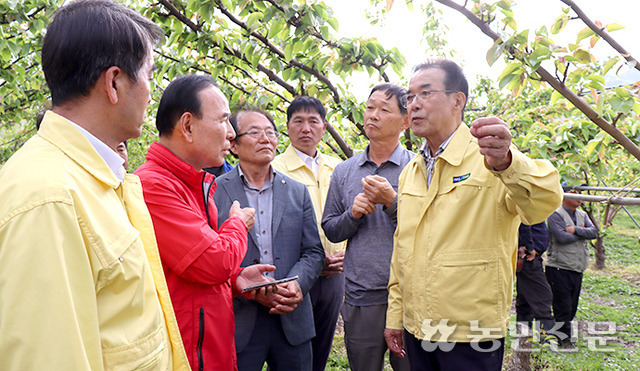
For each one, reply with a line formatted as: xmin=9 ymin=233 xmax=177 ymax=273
xmin=241 ymin=275 xmax=299 ymax=293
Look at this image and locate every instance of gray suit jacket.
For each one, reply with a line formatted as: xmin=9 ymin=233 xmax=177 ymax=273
xmin=213 ymin=167 xmax=325 ymax=352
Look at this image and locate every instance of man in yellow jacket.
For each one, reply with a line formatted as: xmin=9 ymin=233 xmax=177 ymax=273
xmin=272 ymin=96 xmax=345 ymax=371
xmin=384 ymin=59 xmax=562 ymax=370
xmin=0 ymin=1 xmax=189 ymax=370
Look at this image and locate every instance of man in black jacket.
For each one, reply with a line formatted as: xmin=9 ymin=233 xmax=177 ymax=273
xmin=516 ymin=222 xmax=557 ymax=347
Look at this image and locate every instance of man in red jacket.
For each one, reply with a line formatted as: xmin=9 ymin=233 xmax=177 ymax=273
xmin=136 ymin=74 xmax=274 ymax=371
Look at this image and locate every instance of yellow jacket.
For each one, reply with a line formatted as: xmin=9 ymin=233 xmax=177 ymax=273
xmin=272 ymin=145 xmax=345 ymax=255
xmin=0 ymin=112 xmax=190 ymax=370
xmin=387 ymin=124 xmax=562 ymax=342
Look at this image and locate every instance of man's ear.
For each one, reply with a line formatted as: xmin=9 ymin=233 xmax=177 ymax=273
xmin=453 ymin=91 xmax=466 ymax=112
xmin=400 ymin=113 xmax=410 ymax=131
xmin=230 ymin=139 xmax=238 ymax=156
xmin=103 ymin=66 xmax=122 ymax=105
xmin=177 ymin=112 xmax=194 ymax=143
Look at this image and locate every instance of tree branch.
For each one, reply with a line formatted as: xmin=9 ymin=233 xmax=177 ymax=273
xmin=157 ymin=0 xmax=296 ymax=95
xmin=560 ymin=0 xmax=640 ymax=73
xmin=325 ymin=138 xmax=347 ymax=159
xmin=214 ymin=0 xmax=340 ymax=99
xmin=434 ymin=0 xmax=640 ymax=161
xmin=204 ymin=55 xmax=290 ymax=101
xmin=262 ymin=0 xmax=390 ymax=81
xmin=326 ymin=122 xmax=353 ymax=157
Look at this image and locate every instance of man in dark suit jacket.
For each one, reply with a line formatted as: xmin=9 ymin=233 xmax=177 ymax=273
xmin=214 ymin=108 xmax=325 ymax=371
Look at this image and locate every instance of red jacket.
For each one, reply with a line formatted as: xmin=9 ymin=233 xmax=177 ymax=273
xmin=135 ymin=143 xmax=247 ymax=371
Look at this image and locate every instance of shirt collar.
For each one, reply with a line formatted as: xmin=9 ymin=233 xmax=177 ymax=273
xmin=419 ymin=128 xmax=457 ymax=161
xmin=67 ymin=119 xmax=125 ymax=181
xmin=562 ymin=205 xmax=577 ymax=217
xmin=359 ymin=143 xmax=406 ymax=167
xmin=293 ymin=146 xmax=319 ymax=177
xmin=237 ymin=163 xmax=275 ymax=190
xmin=294 ymin=145 xmax=319 ymax=162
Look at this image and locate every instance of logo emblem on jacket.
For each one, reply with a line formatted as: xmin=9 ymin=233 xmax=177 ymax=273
xmin=453 ymin=173 xmax=471 ymax=183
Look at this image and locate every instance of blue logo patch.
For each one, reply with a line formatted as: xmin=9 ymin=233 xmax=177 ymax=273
xmin=453 ymin=173 xmax=471 ymax=183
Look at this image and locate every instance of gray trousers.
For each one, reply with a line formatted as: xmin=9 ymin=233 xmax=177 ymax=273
xmin=310 ymin=273 xmax=344 ymax=371
xmin=342 ymin=302 xmax=411 ymax=371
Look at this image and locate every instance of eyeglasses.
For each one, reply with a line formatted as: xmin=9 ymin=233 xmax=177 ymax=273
xmin=406 ymin=90 xmax=456 ymax=105
xmin=236 ymin=128 xmax=279 ymax=140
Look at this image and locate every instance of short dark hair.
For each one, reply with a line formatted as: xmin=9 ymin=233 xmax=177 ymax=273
xmin=156 ymin=75 xmax=218 ymax=136
xmin=369 ymin=83 xmax=408 ymax=115
xmin=229 ymin=108 xmax=277 ymax=137
xmin=286 ymin=96 xmax=327 ymax=122
xmin=413 ymin=59 xmax=469 ymax=120
xmin=42 ymin=0 xmax=163 ymax=106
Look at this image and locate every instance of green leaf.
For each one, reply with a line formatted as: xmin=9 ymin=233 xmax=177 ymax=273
xmin=498 ymin=61 xmax=523 ymax=80
xmin=535 ymin=37 xmax=554 ymax=47
xmin=284 ymin=42 xmax=293 ymax=61
xmin=200 ymin=3 xmax=212 ymax=22
xmin=503 ymin=16 xmax=517 ymax=32
xmin=327 ymin=17 xmax=339 ymax=31
xmin=405 ymin=0 xmax=414 ymax=11
xmin=7 ymin=41 xmax=18 ymax=53
xmin=293 ymin=40 xmax=304 ymax=55
xmin=603 ymin=57 xmax=618 ymax=75
xmin=497 ymin=0 xmax=512 ymax=10
xmin=610 ymin=96 xmax=634 ymax=114
xmin=586 ymin=74 xmax=605 ymax=90
xmin=606 ymin=23 xmax=625 ymax=32
xmin=498 ymin=73 xmax=517 ymax=90
xmin=550 ymin=14 xmax=569 ymax=34
xmin=486 ymin=39 xmax=504 ymax=66
xmin=254 ymin=1 xmax=267 ymax=11
xmin=528 ymin=47 xmax=551 ymax=69
xmin=576 ymin=27 xmax=595 ymax=43
xmin=551 ymin=90 xmax=563 ymax=104
xmin=246 ymin=12 xmax=262 ymax=30
xmin=563 ymin=55 xmax=581 ymax=63
xmin=282 ymin=67 xmax=292 ymax=81
xmin=243 ymin=42 xmax=254 ymax=59
xmin=267 ymin=22 xmax=283 ymax=39
xmin=250 ymin=50 xmax=261 ymax=68
xmin=572 ymin=49 xmax=593 ymax=64
xmin=614 ymin=87 xmax=631 ymax=98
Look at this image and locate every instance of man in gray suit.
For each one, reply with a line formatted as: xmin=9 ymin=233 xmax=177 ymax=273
xmin=214 ymin=108 xmax=325 ymax=370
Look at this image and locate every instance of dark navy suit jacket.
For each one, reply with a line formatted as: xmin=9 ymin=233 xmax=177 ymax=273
xmin=213 ymin=167 xmax=325 ymax=352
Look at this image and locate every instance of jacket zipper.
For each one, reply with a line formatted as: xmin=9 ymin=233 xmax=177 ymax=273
xmin=197 ymin=307 xmax=204 ymax=371
xmin=202 ymin=173 xmax=213 ymax=227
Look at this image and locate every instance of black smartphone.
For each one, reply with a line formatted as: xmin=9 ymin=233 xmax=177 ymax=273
xmin=240 ymin=275 xmax=299 ymax=292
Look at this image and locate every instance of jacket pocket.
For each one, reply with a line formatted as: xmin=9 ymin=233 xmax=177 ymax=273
xmin=102 ymin=324 xmax=168 ymax=371
xmin=432 ymin=251 xmax=502 ymax=330
xmin=436 ymin=171 xmax=495 ymax=200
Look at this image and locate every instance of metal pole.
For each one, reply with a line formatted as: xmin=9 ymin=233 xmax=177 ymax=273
xmin=601 ymin=180 xmax=640 ymax=229
xmin=564 ymin=185 xmax=640 ymax=193
xmin=563 ymin=193 xmax=640 ymax=206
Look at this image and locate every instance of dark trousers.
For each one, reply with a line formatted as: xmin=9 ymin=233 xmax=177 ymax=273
xmin=236 ymin=306 xmax=312 ymax=371
xmin=309 ymin=273 xmax=344 ymax=371
xmin=342 ymin=302 xmax=411 ymax=371
xmin=404 ymin=330 xmax=504 ymax=371
xmin=516 ymin=256 xmax=554 ymax=331
xmin=545 ymin=266 xmax=583 ymax=341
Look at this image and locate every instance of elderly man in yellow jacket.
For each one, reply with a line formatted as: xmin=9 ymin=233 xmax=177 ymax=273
xmin=0 ymin=1 xmax=189 ymax=370
xmin=272 ymin=96 xmax=345 ymax=371
xmin=384 ymin=59 xmax=562 ymax=370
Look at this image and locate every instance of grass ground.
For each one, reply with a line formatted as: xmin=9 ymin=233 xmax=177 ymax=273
xmin=324 ymin=206 xmax=640 ymax=370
